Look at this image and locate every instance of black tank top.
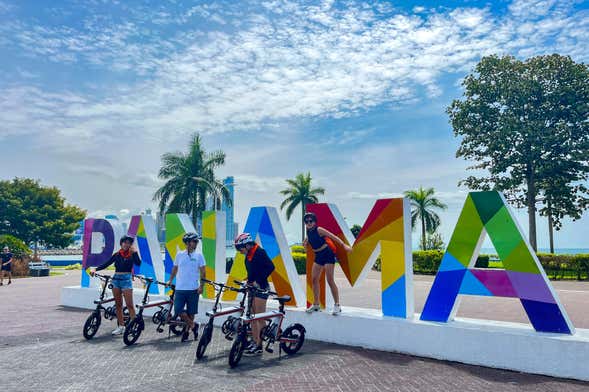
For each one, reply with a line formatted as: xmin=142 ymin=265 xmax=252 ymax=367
xmin=307 ymin=227 xmax=326 ymax=249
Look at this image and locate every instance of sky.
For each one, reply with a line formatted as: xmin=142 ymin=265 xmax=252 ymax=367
xmin=0 ymin=0 xmax=588 ymax=249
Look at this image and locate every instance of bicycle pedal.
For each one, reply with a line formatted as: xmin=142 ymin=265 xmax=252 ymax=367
xmin=224 ymin=335 xmax=233 ymax=341
xmin=156 ymin=328 xmax=163 ymax=333
xmin=265 ymin=347 xmax=274 ymax=353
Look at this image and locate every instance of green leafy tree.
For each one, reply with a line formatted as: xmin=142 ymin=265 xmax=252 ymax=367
xmin=153 ymin=133 xmax=228 ymax=227
xmin=350 ymin=224 xmax=362 ymax=238
xmin=448 ymin=54 xmax=589 ymax=251
xmin=0 ymin=178 xmax=85 ymax=249
xmin=424 ymin=232 xmax=445 ymax=251
xmin=404 ymin=187 xmax=447 ymax=251
xmin=280 ymin=172 xmax=325 ymax=242
xmin=0 ymin=235 xmax=31 ymax=257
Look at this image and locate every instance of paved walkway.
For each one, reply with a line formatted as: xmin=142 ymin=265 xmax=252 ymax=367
xmin=1 ymin=273 xmax=588 ymax=391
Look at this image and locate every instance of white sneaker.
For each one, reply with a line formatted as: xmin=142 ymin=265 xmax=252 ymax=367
xmin=305 ymin=304 xmax=321 ymax=313
xmin=332 ymin=304 xmax=342 ymax=315
xmin=111 ymin=326 xmax=125 ymax=336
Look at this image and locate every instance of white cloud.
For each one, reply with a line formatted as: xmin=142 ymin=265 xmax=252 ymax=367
xmin=1 ymin=0 xmax=587 ymax=146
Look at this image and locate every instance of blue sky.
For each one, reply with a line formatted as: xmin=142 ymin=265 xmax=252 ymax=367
xmin=0 ymin=0 xmax=588 ymax=248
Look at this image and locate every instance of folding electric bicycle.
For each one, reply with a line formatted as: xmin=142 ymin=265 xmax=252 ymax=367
xmin=195 ymin=279 xmax=249 ymax=359
xmin=228 ymin=283 xmax=306 ymax=368
xmin=82 ymin=272 xmax=130 ymax=340
xmin=124 ymin=275 xmax=198 ymax=346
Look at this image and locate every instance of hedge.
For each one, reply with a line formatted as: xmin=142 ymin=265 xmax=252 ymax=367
xmin=292 ymin=253 xmax=306 ymax=274
xmin=285 ymin=250 xmax=589 ymax=281
xmin=373 ymin=251 xmax=490 ymax=274
xmin=536 ymin=253 xmax=589 ymax=280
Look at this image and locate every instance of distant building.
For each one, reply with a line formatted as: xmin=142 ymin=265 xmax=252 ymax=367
xmin=222 ymin=177 xmax=237 ymax=246
xmin=202 ymin=176 xmax=238 ymax=245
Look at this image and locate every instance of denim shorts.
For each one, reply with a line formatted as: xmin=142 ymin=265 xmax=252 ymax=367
xmin=111 ymin=274 xmax=133 ymax=290
xmin=174 ymin=290 xmax=200 ymax=316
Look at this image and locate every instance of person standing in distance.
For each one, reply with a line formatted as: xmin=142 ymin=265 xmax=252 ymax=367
xmin=1 ymin=246 xmax=13 ymax=286
xmin=167 ymin=232 xmax=206 ymax=342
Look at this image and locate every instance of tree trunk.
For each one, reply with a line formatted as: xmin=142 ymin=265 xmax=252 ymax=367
xmin=421 ymin=214 xmax=426 ymax=251
xmin=301 ymin=202 xmax=306 ymax=243
xmin=548 ymin=201 xmax=554 ymax=254
xmin=526 ymin=164 xmax=538 ymax=252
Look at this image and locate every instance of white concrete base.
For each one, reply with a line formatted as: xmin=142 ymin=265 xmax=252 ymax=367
xmin=62 ymin=286 xmax=589 ymax=382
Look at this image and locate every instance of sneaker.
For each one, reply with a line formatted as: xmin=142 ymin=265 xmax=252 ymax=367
xmin=332 ymin=304 xmax=342 ymax=315
xmin=244 ymin=344 xmax=263 ymax=356
xmin=7 ymin=280 xmax=11 ymax=285
xmin=192 ymin=323 xmax=199 ymax=341
xmin=305 ymin=304 xmax=321 ymax=313
xmin=181 ymin=327 xmax=190 ymax=342
xmin=111 ymin=326 xmax=125 ymax=336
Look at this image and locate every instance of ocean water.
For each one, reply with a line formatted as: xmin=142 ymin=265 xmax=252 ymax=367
xmin=480 ymin=248 xmax=589 ymax=255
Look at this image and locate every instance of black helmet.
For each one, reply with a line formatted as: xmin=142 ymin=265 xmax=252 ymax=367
xmin=182 ymin=232 xmax=200 ymax=243
xmin=120 ymin=235 xmax=134 ymax=245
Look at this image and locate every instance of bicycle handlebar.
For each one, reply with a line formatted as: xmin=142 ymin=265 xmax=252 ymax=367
xmin=92 ymin=272 xmax=111 ymax=281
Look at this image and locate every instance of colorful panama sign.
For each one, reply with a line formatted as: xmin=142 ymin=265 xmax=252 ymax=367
xmin=421 ymin=191 xmax=574 ymax=334
xmin=80 ymin=191 xmax=574 ymax=335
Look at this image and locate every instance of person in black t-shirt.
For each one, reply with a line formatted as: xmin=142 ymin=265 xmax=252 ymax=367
xmin=1 ymin=246 xmax=13 ymax=286
xmin=304 ymin=212 xmax=352 ymax=315
xmin=234 ymin=232 xmax=275 ymax=355
xmin=90 ymin=235 xmax=141 ymax=336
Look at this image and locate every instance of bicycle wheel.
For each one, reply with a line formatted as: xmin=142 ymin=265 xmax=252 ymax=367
xmin=123 ymin=317 xmax=144 ymax=346
xmin=279 ymin=324 xmax=305 ymax=355
xmin=228 ymin=329 xmax=246 ymax=368
xmin=83 ymin=311 xmax=101 ymax=340
xmin=196 ymin=323 xmax=213 ymax=360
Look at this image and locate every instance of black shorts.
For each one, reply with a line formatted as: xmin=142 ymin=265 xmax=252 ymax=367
xmin=1 ymin=265 xmax=11 ymax=272
xmin=314 ymin=248 xmax=336 ymax=266
xmin=254 ymin=281 xmax=270 ymax=300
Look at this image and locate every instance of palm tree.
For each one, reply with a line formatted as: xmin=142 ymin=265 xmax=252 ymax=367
xmin=280 ymin=172 xmax=325 ymax=242
xmin=404 ymin=187 xmax=447 ymax=250
xmin=153 ymin=133 xmax=229 ymax=228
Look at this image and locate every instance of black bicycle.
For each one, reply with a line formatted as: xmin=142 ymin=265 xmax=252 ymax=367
xmin=82 ymin=273 xmax=130 ymax=340
xmin=150 ymin=281 xmax=185 ymax=337
xmin=228 ymin=284 xmax=306 ymax=368
xmin=122 ymin=275 xmax=155 ymax=346
xmin=195 ymin=279 xmax=248 ymax=360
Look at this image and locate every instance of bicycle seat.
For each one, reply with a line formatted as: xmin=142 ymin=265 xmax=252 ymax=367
xmin=274 ymin=295 xmax=291 ymax=304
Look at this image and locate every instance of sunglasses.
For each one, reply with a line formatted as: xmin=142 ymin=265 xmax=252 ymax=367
xmin=304 ymin=220 xmax=315 ymax=224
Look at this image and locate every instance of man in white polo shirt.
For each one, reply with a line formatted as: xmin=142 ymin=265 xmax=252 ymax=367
xmin=167 ymin=232 xmax=206 ymax=342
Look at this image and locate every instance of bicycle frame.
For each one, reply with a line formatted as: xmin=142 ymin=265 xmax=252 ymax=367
xmin=93 ymin=274 xmax=115 ymax=308
xmin=204 ymin=279 xmax=247 ymax=320
xmin=240 ymin=286 xmax=298 ymax=346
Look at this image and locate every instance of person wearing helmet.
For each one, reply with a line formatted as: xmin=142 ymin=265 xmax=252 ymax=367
xmin=234 ymin=232 xmax=275 ymax=355
xmin=303 ymin=212 xmax=352 ymax=315
xmin=167 ymin=232 xmax=206 ymax=342
xmin=90 ymin=235 xmax=141 ymax=335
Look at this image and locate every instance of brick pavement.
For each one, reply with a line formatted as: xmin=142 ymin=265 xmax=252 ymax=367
xmin=1 ymin=273 xmax=589 ymax=391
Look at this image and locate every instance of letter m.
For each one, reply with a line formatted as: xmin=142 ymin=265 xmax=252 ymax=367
xmin=306 ymin=198 xmax=413 ymax=318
